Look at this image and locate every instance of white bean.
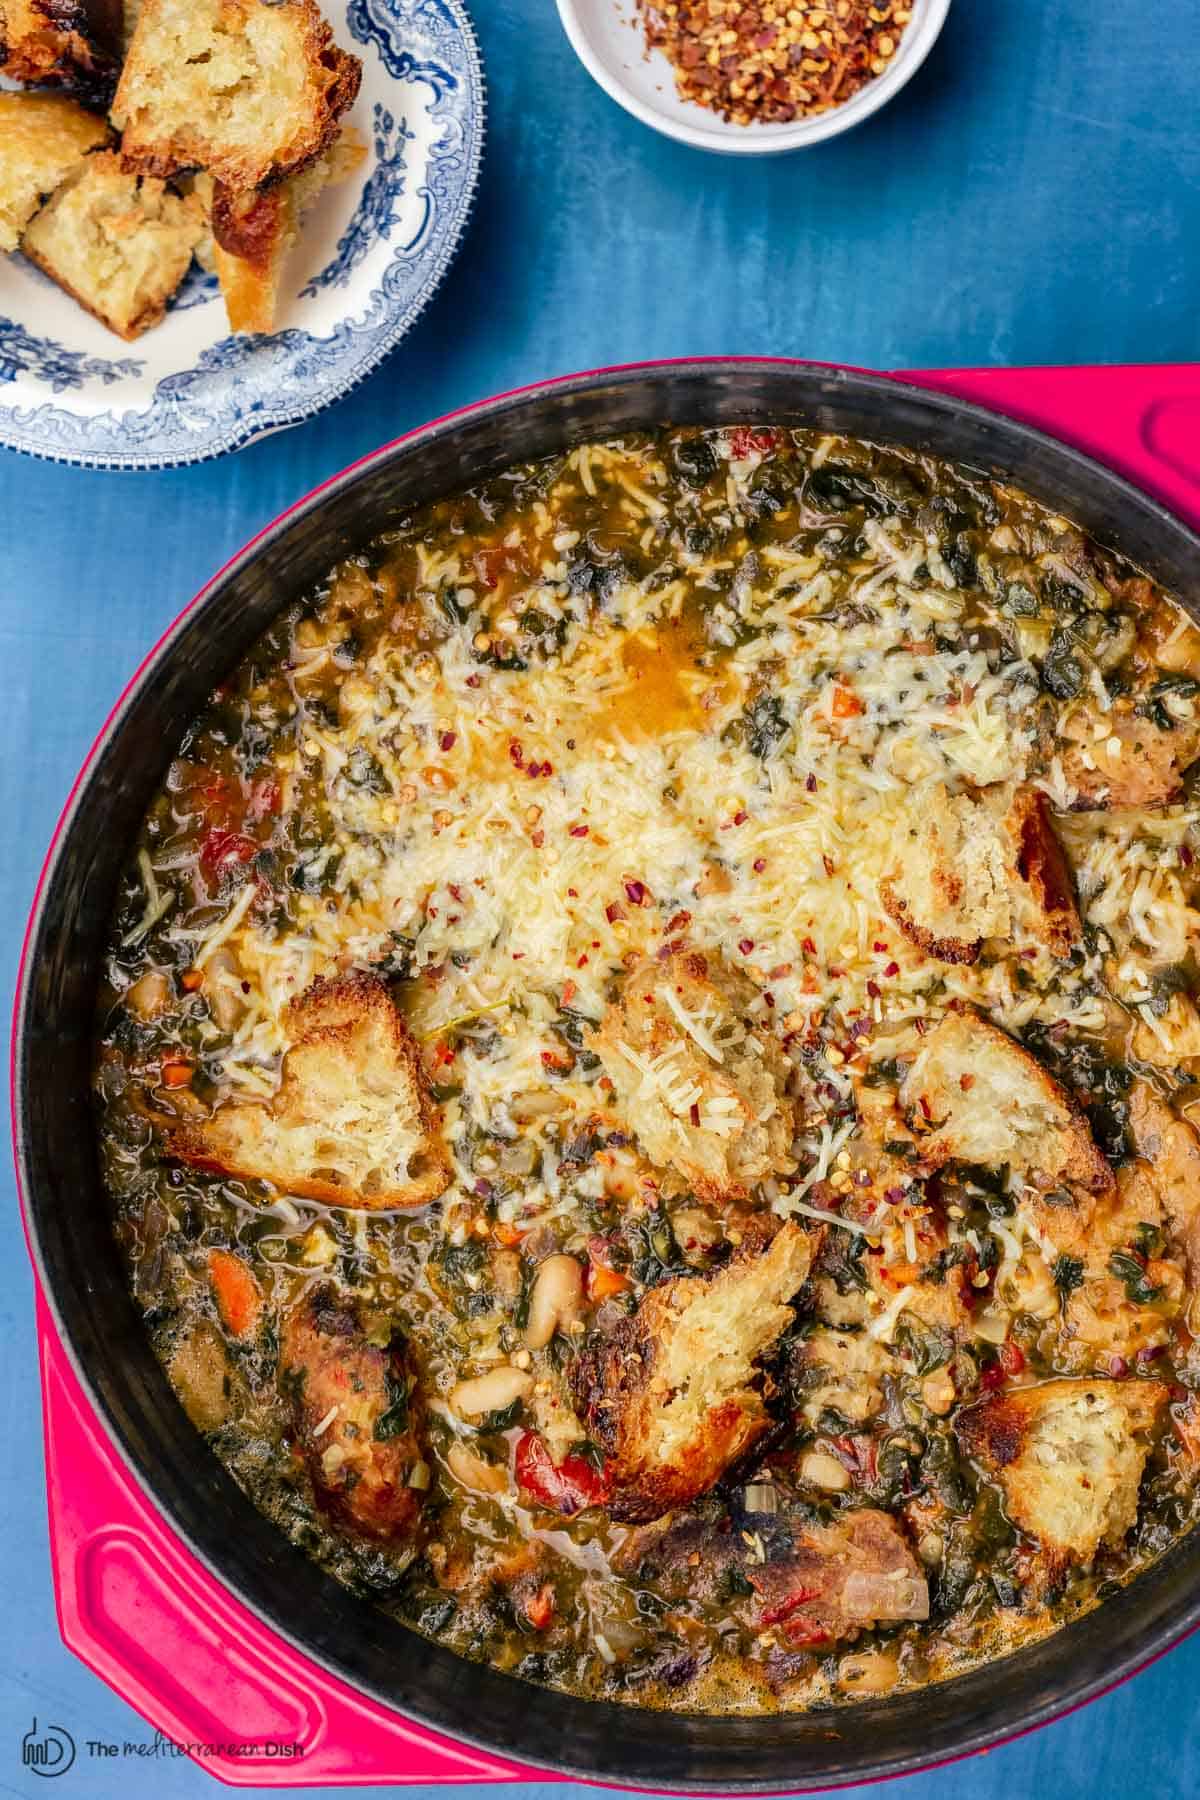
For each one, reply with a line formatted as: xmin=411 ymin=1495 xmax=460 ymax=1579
xmin=126 ymin=969 xmax=172 ymax=1020
xmin=449 ymin=1364 xmax=533 ymax=1420
xmin=446 ymin=1441 xmax=509 ymax=1494
xmin=524 ymin=1254 xmax=584 ymax=1350
xmin=800 ymin=1449 xmax=851 ymax=1493
xmin=836 ymin=1650 xmax=899 ymax=1695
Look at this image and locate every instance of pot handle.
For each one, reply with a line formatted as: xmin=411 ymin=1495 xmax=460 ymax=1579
xmin=37 ymin=1294 xmax=528 ymax=1787
xmin=899 ymin=363 xmax=1200 ymax=534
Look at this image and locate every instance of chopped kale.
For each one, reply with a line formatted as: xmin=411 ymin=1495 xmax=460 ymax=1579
xmin=374 ymin=1371 xmax=413 ymax=1440
xmin=744 ymin=692 xmax=788 ymax=758
xmin=1052 ymin=1254 xmax=1085 ymax=1297
xmin=1108 ymin=1250 xmax=1163 ymax=1306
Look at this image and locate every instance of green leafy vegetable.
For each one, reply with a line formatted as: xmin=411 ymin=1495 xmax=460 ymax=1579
xmin=1052 ymin=1254 xmax=1085 ymax=1297
xmin=374 ymin=1372 xmax=413 ymax=1440
xmin=1108 ymin=1250 xmax=1163 ymax=1306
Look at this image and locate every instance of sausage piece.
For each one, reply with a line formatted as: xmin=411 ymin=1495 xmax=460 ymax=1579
xmin=279 ymin=1283 xmax=426 ymax=1542
xmin=750 ymin=1509 xmax=929 ymax=1647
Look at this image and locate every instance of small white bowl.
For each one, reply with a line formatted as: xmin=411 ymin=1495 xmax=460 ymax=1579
xmin=555 ymin=0 xmax=952 ymax=155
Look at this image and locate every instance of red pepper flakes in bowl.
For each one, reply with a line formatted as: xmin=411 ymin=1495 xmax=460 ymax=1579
xmin=638 ymin=0 xmax=913 ymax=127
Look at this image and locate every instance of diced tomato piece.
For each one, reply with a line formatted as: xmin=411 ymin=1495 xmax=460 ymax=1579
xmin=159 ymin=1057 xmax=193 ymax=1089
xmin=998 ymin=1340 xmax=1026 ymax=1378
xmin=758 ymin=1586 xmax=821 ymax=1627
xmin=782 ymin=1617 xmax=833 ymax=1647
xmin=729 ymin=427 xmax=777 ymax=460
xmin=514 ymin=1431 xmax=609 ymax=1515
xmin=474 ymin=547 xmax=512 ymax=591
xmin=199 ymin=828 xmax=258 ymax=878
xmin=830 ymin=682 xmax=864 ymax=719
xmin=980 ymin=1361 xmax=1007 ymax=1392
xmin=208 ymin=1248 xmax=261 ymax=1337
xmin=522 ymin=1582 xmax=556 ymax=1631
xmin=587 ymin=1261 xmax=632 ymax=1303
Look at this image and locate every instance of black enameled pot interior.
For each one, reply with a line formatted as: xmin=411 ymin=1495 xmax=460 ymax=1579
xmin=16 ymin=363 xmax=1200 ymax=1792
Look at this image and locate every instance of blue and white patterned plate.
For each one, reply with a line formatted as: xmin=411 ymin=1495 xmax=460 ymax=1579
xmin=0 ymin=0 xmax=485 ymax=469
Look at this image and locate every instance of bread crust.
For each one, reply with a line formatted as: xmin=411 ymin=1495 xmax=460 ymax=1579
xmin=876 ymin=887 xmax=980 ymax=965
xmin=172 ymin=970 xmax=452 ymax=1208
xmin=21 ymin=240 xmax=150 ymax=339
xmin=879 ymin=786 xmax=1007 ymax=965
xmin=879 ymin=784 xmax=1081 ymax=966
xmin=570 ymin=1219 xmax=813 ymax=1523
xmin=0 ymin=0 xmax=119 ymax=104
xmin=206 ymin=127 xmax=364 ymax=332
xmin=113 ymin=0 xmax=362 ymax=190
xmin=1006 ymin=788 xmax=1082 ymax=959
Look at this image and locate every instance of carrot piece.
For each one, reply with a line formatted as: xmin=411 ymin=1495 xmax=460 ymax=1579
xmin=160 ymin=1058 xmax=194 ymax=1088
xmin=587 ymin=1262 xmax=632 ymax=1302
xmin=208 ymin=1248 xmax=261 ymax=1338
xmin=523 ymin=1582 xmax=556 ymax=1631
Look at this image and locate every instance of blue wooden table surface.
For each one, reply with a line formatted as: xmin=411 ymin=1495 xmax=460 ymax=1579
xmin=3 ymin=0 xmax=1200 ymax=1793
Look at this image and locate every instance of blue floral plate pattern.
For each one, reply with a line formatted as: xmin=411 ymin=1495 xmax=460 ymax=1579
xmin=0 ymin=0 xmax=485 ymax=469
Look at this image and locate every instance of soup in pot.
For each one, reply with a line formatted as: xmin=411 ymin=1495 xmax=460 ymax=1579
xmin=96 ymin=426 xmax=1200 ymax=1713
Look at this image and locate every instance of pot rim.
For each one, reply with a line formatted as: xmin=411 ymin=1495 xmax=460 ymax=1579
xmin=14 ymin=355 xmax=1200 ymax=1793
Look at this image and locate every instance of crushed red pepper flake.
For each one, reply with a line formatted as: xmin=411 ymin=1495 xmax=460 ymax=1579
xmin=638 ymin=0 xmax=913 ymax=129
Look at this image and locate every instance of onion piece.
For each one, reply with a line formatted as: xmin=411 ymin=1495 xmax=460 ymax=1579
xmin=841 ymin=1571 xmax=930 ymax=1622
xmin=741 ymin=1483 xmax=779 ymax=1514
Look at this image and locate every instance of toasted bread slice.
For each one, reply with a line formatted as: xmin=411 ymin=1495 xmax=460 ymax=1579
xmin=879 ymin=784 xmax=1081 ymax=965
xmin=202 ymin=126 xmax=364 ymax=333
xmin=0 ymin=91 xmax=110 ymax=252
xmin=957 ymin=1377 xmax=1166 ymax=1562
xmin=112 ymin=0 xmax=361 ymax=191
xmin=589 ymin=949 xmax=796 ymax=1203
xmin=879 ymin=785 xmax=1012 ymax=963
xmin=899 ymin=1007 xmax=1113 ymax=1204
xmin=0 ymin=0 xmax=118 ymax=102
xmin=1060 ymin=698 xmax=1200 ymax=810
xmin=21 ymin=150 xmax=204 ymax=338
xmin=173 ymin=971 xmax=451 ymax=1208
xmin=570 ymin=1220 xmax=812 ymax=1523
